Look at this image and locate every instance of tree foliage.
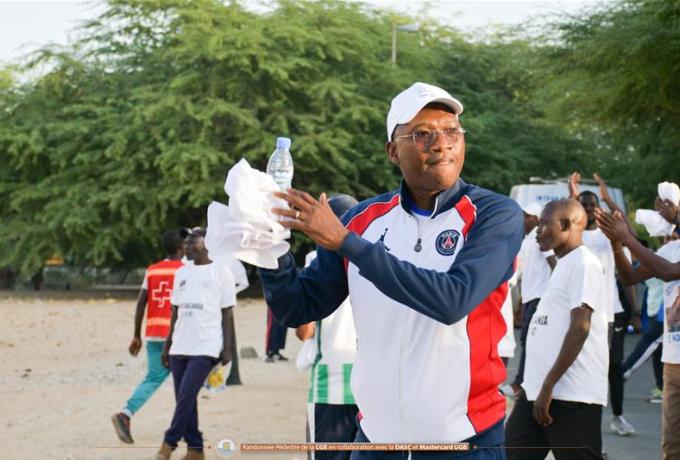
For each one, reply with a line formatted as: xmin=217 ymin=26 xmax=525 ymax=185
xmin=2 ymin=0 xmax=670 ymax=276
xmin=534 ymin=0 xmax=680 ymax=207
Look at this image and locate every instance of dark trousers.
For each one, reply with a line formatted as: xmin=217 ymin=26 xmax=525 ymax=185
xmin=512 ymin=298 xmax=540 ymax=387
xmin=266 ymin=307 xmax=288 ymax=354
xmin=609 ymin=312 xmax=628 ymax=416
xmin=164 ymin=355 xmax=217 ymax=451
xmin=307 ymin=403 xmax=359 ymax=460
xmin=349 ymin=421 xmax=506 ymax=460
xmin=653 ymin=345 xmax=664 ymax=390
xmin=622 ymin=319 xmax=664 ymax=389
xmin=505 ymin=391 xmax=603 ymax=460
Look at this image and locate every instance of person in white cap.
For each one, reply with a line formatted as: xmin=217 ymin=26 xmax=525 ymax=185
xmin=656 ymin=181 xmax=680 ymax=238
xmin=504 ymin=202 xmax=556 ymax=398
xmin=259 ymin=82 xmax=524 ymax=459
xmin=569 ymin=172 xmax=638 ymax=437
xmin=596 ymin=185 xmax=680 ymax=460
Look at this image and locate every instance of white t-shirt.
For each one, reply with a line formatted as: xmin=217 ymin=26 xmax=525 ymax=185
xmin=523 ymin=245 xmax=609 ymax=405
xmin=169 ymin=263 xmax=236 ymax=358
xmin=658 ymin=241 xmax=680 ymax=364
xmin=582 ymin=228 xmax=624 ymax=320
xmin=305 ymin=251 xmax=358 ymax=404
xmin=499 ymin=271 xmax=519 ymax=358
xmin=223 ymin=257 xmax=249 ymax=294
xmin=179 ymin=257 xmax=249 ymax=294
xmin=518 ymin=228 xmax=553 ymax=303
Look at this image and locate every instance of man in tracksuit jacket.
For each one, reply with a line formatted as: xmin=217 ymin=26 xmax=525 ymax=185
xmin=259 ymin=82 xmax=524 ymax=459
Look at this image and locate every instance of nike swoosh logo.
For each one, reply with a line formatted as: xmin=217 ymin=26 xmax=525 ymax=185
xmin=614 ymin=327 xmax=624 ymax=332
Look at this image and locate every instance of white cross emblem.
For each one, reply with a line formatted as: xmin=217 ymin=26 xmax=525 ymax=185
xmin=151 ymin=280 xmax=172 ymax=307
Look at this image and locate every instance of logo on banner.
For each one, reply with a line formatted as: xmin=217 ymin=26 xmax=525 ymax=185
xmin=216 ymin=438 xmax=236 ymax=457
xmin=435 ymin=229 xmax=460 ymax=256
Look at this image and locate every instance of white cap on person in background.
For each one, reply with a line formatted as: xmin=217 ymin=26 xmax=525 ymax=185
xmin=386 ymin=82 xmax=464 ymax=140
xmin=658 ymin=181 xmax=680 ymax=205
xmin=521 ymin=202 xmax=544 ymax=218
xmin=635 ymin=209 xmax=676 ymax=237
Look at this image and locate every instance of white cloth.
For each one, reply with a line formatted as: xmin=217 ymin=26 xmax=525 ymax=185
xmin=205 ymin=159 xmax=290 ymax=269
xmin=223 ymin=257 xmax=249 ymax=294
xmin=635 ymin=209 xmax=676 ymax=237
xmin=646 ymin=277 xmax=665 ymax=318
xmin=658 ymin=181 xmax=680 ymax=206
xmin=187 ymin=254 xmax=248 ymax=294
xmin=306 ymin=251 xmax=357 ymax=367
xmin=296 ymin=338 xmax=318 ymax=371
xmin=523 ymin=246 xmax=609 ymax=405
xmin=169 ymin=263 xmax=236 ymax=358
xmin=658 ymin=241 xmax=680 ymax=364
xmin=517 ymin=228 xmax=553 ymax=303
xmin=304 ymin=251 xmax=357 ymax=404
xmin=499 ymin=271 xmax=519 ymax=358
xmin=582 ymin=228 xmax=625 ymax=320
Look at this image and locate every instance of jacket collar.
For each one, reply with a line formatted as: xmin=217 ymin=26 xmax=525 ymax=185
xmin=399 ymin=178 xmax=469 ymax=219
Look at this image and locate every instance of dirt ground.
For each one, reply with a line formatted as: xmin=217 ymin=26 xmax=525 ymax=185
xmin=0 ymin=294 xmax=310 ymax=460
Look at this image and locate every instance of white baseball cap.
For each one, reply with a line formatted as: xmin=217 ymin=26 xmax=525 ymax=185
xmin=658 ymin=181 xmax=680 ymax=206
xmin=386 ymin=82 xmax=464 ymax=140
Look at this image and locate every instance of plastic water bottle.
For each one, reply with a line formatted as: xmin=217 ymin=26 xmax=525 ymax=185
xmin=266 ymin=137 xmax=294 ymax=192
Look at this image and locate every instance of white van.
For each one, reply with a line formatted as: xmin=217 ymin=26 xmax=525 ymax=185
xmin=509 ymin=178 xmax=627 ymax=214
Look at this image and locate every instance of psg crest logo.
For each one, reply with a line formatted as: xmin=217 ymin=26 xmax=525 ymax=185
xmin=435 ymin=229 xmax=460 ymax=256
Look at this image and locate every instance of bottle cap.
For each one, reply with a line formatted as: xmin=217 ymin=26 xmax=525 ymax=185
xmin=276 ymin=137 xmax=292 ymax=150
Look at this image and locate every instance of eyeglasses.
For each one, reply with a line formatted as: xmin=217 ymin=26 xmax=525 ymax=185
xmin=393 ymin=127 xmax=466 ymax=147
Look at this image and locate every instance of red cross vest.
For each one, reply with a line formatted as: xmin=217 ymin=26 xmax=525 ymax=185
xmin=145 ymin=259 xmax=183 ymax=338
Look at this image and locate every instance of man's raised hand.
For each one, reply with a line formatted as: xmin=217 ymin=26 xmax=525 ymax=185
xmin=595 ymin=209 xmax=630 ymax=243
xmin=568 ymin=171 xmax=581 ymax=199
xmin=273 ymin=189 xmax=349 ymax=252
xmin=593 ymin=173 xmax=611 ymax=202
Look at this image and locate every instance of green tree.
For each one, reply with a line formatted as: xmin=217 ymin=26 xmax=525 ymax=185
xmin=0 ymin=0 xmax=405 ymax=275
xmin=534 ymin=0 xmax=680 ymax=207
xmin=0 ymin=0 xmax=602 ymax=277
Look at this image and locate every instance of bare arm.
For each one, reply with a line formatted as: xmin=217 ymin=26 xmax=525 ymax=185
xmin=533 ymin=306 xmax=592 ymax=426
xmin=593 ymin=173 xmax=621 ymax=214
xmin=612 ymin=240 xmax=655 ymax=285
xmin=593 ymin=173 xmax=635 ymax=235
xmin=129 ymin=289 xmax=147 ymax=356
xmin=596 ymin=209 xmax=678 ymax=282
xmin=220 ymin=307 xmax=235 ymax=365
xmin=568 ymin=172 xmax=581 ymax=199
xmin=623 ymin=284 xmax=638 ymax=315
xmin=133 ymin=289 xmax=147 ymax=338
xmin=619 ymin=238 xmax=680 ymax=282
xmin=161 ymin=306 xmax=178 ymax=369
xmin=296 ymin=323 xmax=315 ymax=341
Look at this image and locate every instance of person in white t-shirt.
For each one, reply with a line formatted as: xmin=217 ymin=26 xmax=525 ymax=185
xmin=499 ymin=270 xmax=518 ymax=365
xmin=156 ymin=227 xmax=237 ymax=460
xmin=505 ymin=199 xmax=608 ymax=460
xmin=570 ymin=172 xmax=637 ymax=436
xmin=596 ymin=204 xmax=680 ymax=460
xmin=506 ymin=202 xmax=556 ymax=397
xmin=295 ymin=194 xmax=359 ymax=460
